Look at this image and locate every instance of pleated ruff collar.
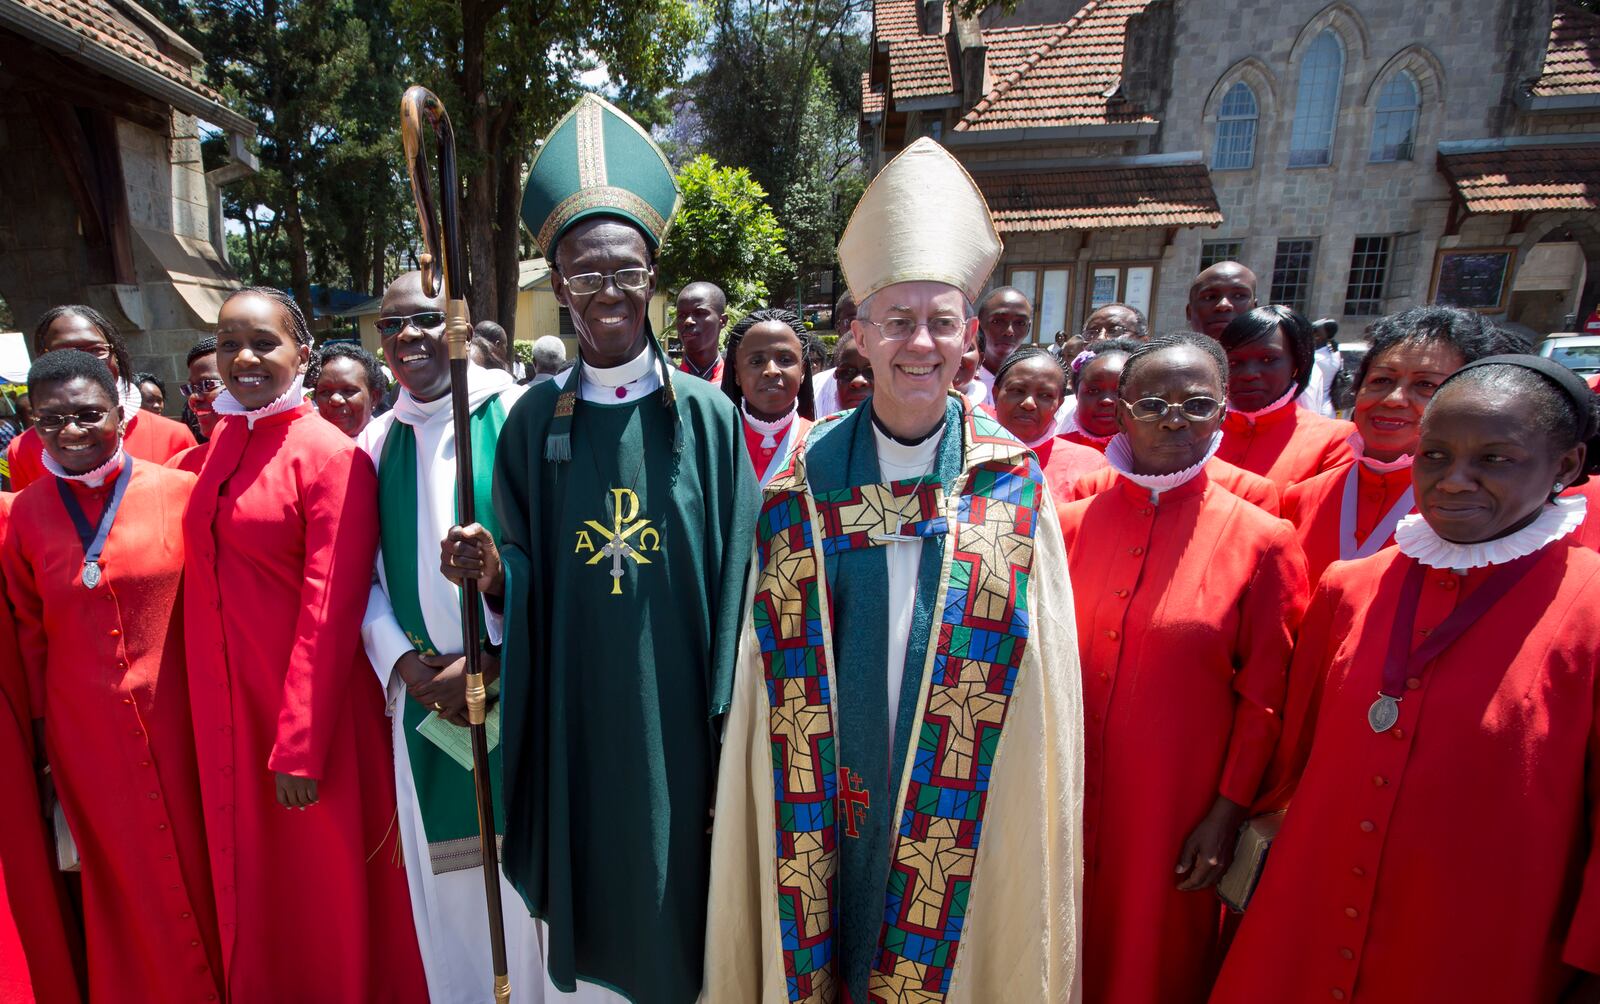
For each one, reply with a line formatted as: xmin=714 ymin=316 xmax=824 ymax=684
xmin=1105 ymin=429 xmax=1223 ymax=501
xmin=1394 ymin=496 xmax=1587 ymax=570
xmin=214 ymin=375 xmax=308 ymax=428
xmin=1226 ymin=386 xmax=1297 ymax=423
xmin=41 ymin=443 xmax=126 ymax=488
xmin=1348 ymin=431 xmax=1415 ymax=473
xmin=742 ymin=400 xmax=798 ymax=448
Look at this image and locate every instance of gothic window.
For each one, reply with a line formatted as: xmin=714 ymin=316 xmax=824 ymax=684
xmin=1370 ymin=71 xmax=1420 ymax=163
xmin=1289 ymin=31 xmax=1344 ymax=168
xmin=1212 ymin=82 xmax=1259 ymax=171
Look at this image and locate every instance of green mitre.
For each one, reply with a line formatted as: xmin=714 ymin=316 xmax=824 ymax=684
xmin=520 ymin=94 xmax=682 ymax=259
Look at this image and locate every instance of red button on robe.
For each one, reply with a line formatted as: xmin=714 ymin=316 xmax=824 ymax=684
xmin=1212 ymin=541 xmax=1600 ymax=1003
xmin=6 ymin=410 xmax=195 ymax=492
xmin=0 ymin=493 xmax=81 ymax=1004
xmin=1035 ymin=434 xmax=1110 ymax=502
xmin=1058 ymin=473 xmax=1309 ymax=1004
xmin=1282 ymin=459 xmax=1415 ymax=586
xmin=1067 ymin=457 xmax=1281 ymax=515
xmin=1217 ymin=403 xmax=1354 ymax=494
xmin=181 ymin=406 xmax=425 ymax=1003
xmin=3 ymin=463 xmax=221 ymax=1001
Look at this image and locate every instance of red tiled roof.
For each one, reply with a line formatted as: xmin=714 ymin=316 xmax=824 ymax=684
xmin=1532 ymin=1 xmax=1600 ymax=97
xmin=8 ymin=0 xmax=222 ymax=103
xmin=1439 ymin=145 xmax=1600 ymax=214
xmin=974 ymin=162 xmax=1222 ymax=232
xmin=874 ymin=0 xmax=928 ymax=45
xmin=862 ymin=72 xmax=885 ymax=116
xmin=957 ymin=0 xmax=1154 ymax=132
xmin=889 ymin=34 xmax=954 ymax=98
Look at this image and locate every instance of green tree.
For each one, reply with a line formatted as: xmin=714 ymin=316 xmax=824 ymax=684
xmin=657 ymin=155 xmax=790 ymax=308
xmin=391 ymin=0 xmax=702 ymax=338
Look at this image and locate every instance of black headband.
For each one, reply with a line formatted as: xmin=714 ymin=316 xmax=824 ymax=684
xmin=1441 ymin=354 xmax=1599 ymax=442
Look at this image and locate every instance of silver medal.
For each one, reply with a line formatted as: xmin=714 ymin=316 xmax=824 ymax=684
xmin=81 ymin=561 xmax=101 ymax=589
xmin=1367 ymin=693 xmax=1401 ymax=733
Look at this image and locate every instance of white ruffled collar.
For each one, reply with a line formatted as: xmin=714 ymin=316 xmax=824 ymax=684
xmin=214 ymin=375 xmax=307 ymax=428
xmin=1227 ymin=386 xmax=1298 ymax=422
xmin=1105 ymin=429 xmax=1223 ymax=501
xmin=1022 ymin=427 xmax=1057 ymax=450
xmin=1394 ymin=496 xmax=1586 ymax=570
xmin=42 ymin=443 xmax=126 ymax=488
xmin=742 ymin=400 xmax=797 ymax=448
xmin=117 ymin=379 xmax=143 ymax=424
xmin=1349 ymin=431 xmax=1415 ymax=473
xmin=393 ymin=364 xmax=514 ymax=427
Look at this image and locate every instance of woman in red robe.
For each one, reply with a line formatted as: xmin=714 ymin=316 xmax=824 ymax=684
xmin=6 ymin=306 xmax=194 ymax=491
xmin=1213 ymin=356 xmax=1600 ymax=1004
xmin=0 ymin=489 xmax=81 ymax=1004
xmin=721 ymin=308 xmax=816 ymax=486
xmin=1215 ymin=306 xmax=1354 ymax=492
xmin=3 ymin=350 xmax=219 ymax=1001
xmin=1061 ymin=338 xmax=1139 ymax=452
xmin=182 ymin=288 xmax=426 ymax=1003
xmin=1282 ymin=306 xmax=1509 ymax=585
xmin=1057 ymin=333 xmax=1309 ymax=1004
xmin=991 ymin=346 xmax=1109 ymax=499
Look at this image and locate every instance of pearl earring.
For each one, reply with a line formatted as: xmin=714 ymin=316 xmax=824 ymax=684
xmin=1554 ymin=483 xmax=1565 ymax=494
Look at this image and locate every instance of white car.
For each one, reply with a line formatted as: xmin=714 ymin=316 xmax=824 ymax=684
xmin=1537 ymin=333 xmax=1600 ymax=378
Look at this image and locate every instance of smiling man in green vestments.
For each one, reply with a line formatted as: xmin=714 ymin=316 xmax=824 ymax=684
xmin=702 ymin=138 xmax=1086 ymax=1003
xmin=489 ymin=94 xmax=759 ymax=1004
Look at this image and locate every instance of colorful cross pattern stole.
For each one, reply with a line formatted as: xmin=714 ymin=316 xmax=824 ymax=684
xmin=750 ymin=406 xmax=1043 ymax=1003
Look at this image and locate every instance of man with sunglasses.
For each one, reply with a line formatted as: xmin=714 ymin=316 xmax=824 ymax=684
xmin=167 ymin=337 xmax=224 ymax=474
xmin=352 ymin=270 xmax=540 ymax=1004
xmin=703 ymin=137 xmax=1085 ymax=1002
xmin=478 ymin=94 xmax=758 ymax=1004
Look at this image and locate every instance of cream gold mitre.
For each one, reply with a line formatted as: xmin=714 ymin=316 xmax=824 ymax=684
xmin=837 ymin=137 xmax=1003 ymax=304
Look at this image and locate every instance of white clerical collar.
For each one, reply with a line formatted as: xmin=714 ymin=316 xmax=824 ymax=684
xmin=42 ymin=443 xmax=126 ymax=488
xmin=742 ymin=400 xmax=796 ymax=448
xmin=571 ymin=344 xmax=662 ymax=402
xmin=1227 ymin=386 xmax=1298 ymax=422
xmin=1349 ymin=431 xmax=1414 ymax=473
xmin=393 ymin=364 xmax=514 ymax=426
xmin=214 ymin=375 xmax=307 ymax=428
xmin=1394 ymin=496 xmax=1586 ymax=570
xmin=1105 ymin=429 xmax=1223 ymax=501
xmin=118 ymin=379 xmax=143 ymax=424
xmin=873 ymin=421 xmax=944 ymax=478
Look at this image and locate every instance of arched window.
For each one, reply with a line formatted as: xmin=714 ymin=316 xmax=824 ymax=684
xmin=1289 ymin=31 xmax=1344 ymax=168
xmin=1211 ymin=82 xmax=1259 ymax=170
xmin=1370 ymin=70 xmax=1420 ymax=162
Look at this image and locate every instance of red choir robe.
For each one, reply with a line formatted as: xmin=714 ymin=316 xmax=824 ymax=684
xmin=1068 ymin=457 xmax=1281 ymax=515
xmin=1570 ymin=479 xmax=1600 ymax=551
xmin=741 ymin=413 xmax=812 ymax=484
xmin=678 ymin=354 xmax=725 ymax=383
xmin=1061 ymin=428 xmax=1113 ymax=452
xmin=3 ymin=462 xmax=222 ymax=1001
xmin=181 ymin=405 xmax=426 ymax=1003
xmin=166 ymin=441 xmax=210 ymax=476
xmin=1282 ymin=460 xmax=1415 ymax=586
xmin=6 ymin=411 xmax=194 ymax=492
xmin=1035 ymin=434 xmax=1110 ymax=501
xmin=1217 ymin=402 xmax=1354 ymax=493
xmin=1211 ymin=538 xmax=1600 ymax=1004
xmin=1058 ymin=473 xmax=1309 ymax=1004
xmin=0 ymin=494 xmax=81 ymax=1004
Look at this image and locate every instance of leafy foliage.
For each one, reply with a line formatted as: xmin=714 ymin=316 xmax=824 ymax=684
xmin=657 ymin=155 xmax=791 ymax=308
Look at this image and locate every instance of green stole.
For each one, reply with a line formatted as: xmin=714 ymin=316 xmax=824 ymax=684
xmin=378 ymin=396 xmax=508 ymax=872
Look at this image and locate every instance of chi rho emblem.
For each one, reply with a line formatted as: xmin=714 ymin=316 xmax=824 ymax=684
xmin=574 ymin=488 xmax=662 ymax=595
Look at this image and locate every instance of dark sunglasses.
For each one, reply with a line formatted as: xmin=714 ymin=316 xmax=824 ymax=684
xmin=36 ymin=408 xmax=112 ymax=433
xmin=375 ymin=311 xmax=447 ymax=337
xmin=181 ymin=378 xmax=225 ymax=397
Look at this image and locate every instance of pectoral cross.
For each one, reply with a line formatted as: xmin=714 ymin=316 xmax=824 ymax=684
xmin=839 ymin=767 xmax=870 ymax=838
xmin=601 ymin=534 xmax=638 ymax=594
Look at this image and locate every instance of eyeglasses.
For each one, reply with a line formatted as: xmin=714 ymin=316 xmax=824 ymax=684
xmin=863 ymin=315 xmax=968 ymax=342
xmin=1084 ymin=323 xmax=1135 ymax=339
xmin=375 ymin=312 xmax=447 ymax=337
xmin=562 ymin=268 xmax=652 ymax=296
xmin=1119 ymin=396 xmax=1223 ymax=422
xmin=181 ymin=378 xmax=224 ymax=397
xmin=35 ymin=408 xmax=111 ymax=433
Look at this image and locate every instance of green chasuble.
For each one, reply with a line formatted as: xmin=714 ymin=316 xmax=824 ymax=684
xmin=493 ymin=370 xmax=759 ymax=1004
xmin=701 ymin=395 xmax=1087 ymax=1004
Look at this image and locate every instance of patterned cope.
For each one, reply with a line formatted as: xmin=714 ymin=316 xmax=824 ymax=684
xmin=751 ymin=410 xmax=1044 ymax=1003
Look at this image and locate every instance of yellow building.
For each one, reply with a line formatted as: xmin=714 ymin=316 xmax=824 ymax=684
xmin=343 ymin=258 xmax=670 ymax=360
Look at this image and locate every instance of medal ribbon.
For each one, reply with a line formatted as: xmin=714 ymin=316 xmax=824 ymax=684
xmin=54 ymin=457 xmax=133 ymax=588
xmin=1339 ymin=464 xmax=1415 ymax=561
xmin=1378 ymin=550 xmax=1543 ymax=709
